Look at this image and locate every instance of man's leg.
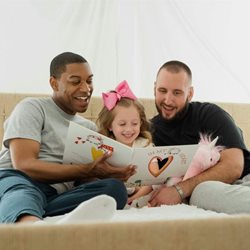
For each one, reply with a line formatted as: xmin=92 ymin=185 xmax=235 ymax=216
xmin=190 ymin=179 xmax=250 ymax=214
xmin=0 ymin=169 xmax=47 ymax=223
xmin=45 ymin=178 xmax=127 ymax=217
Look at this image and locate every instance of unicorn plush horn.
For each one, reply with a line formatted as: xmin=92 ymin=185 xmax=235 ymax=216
xmin=209 ymin=136 xmax=218 ymax=148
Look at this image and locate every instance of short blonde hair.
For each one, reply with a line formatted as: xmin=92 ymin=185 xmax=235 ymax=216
xmin=97 ymin=98 xmax=152 ymax=146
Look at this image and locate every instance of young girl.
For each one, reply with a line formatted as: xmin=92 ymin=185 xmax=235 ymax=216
xmin=96 ymin=80 xmax=154 ymax=206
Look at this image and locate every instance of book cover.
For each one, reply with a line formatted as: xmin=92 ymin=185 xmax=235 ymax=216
xmin=63 ymin=121 xmax=198 ymax=186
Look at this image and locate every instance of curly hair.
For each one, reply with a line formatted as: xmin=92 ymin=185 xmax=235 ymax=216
xmin=97 ymin=98 xmax=152 ymax=146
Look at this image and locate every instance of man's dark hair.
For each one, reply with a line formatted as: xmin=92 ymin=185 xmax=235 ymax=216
xmin=157 ymin=60 xmax=192 ymax=82
xmin=50 ymin=52 xmax=87 ymax=79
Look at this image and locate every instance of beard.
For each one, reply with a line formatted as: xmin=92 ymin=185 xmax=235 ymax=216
xmin=155 ymin=98 xmax=190 ymax=123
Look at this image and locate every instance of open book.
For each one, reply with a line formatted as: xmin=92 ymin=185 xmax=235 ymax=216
xmin=63 ymin=121 xmax=198 ymax=186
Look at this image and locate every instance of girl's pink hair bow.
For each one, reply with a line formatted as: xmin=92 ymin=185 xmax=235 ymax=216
xmin=102 ymin=80 xmax=137 ymax=110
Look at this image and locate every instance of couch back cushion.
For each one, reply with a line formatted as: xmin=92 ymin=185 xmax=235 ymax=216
xmin=0 ymin=93 xmax=250 ymax=149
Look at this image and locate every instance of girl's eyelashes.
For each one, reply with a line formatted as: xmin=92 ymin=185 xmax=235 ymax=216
xmin=117 ymin=122 xmax=126 ymax=126
xmin=115 ymin=122 xmax=140 ymax=127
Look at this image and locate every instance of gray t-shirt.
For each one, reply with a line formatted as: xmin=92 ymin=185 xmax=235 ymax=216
xmin=0 ymin=97 xmax=97 ymax=193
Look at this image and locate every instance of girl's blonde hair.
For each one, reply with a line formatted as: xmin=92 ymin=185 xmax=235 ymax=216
xmin=97 ymin=97 xmax=152 ymax=145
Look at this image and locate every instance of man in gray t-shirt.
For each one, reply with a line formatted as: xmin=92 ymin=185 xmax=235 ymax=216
xmin=0 ymin=52 xmax=135 ymax=224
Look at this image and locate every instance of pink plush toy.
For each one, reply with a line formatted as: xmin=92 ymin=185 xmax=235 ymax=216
xmin=166 ymin=134 xmax=224 ymax=186
xmin=182 ymin=134 xmax=224 ymax=181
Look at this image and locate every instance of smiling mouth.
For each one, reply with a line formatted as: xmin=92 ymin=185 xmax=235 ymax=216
xmin=162 ymin=104 xmax=175 ymax=111
xmin=122 ymin=134 xmax=135 ymax=139
xmin=75 ymin=96 xmax=90 ymax=103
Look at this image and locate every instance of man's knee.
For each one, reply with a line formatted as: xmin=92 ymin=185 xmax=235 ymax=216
xmin=0 ymin=187 xmax=45 ymax=223
xmin=101 ymin=178 xmax=127 ymax=209
xmin=190 ymin=181 xmax=220 ymax=206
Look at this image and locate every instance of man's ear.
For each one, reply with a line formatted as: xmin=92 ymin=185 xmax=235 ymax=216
xmin=154 ymin=81 xmax=156 ymax=97
xmin=188 ymin=86 xmax=194 ymax=101
xmin=50 ymin=76 xmax=58 ymax=91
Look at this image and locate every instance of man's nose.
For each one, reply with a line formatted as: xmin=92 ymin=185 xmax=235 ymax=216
xmin=163 ymin=92 xmax=174 ymax=104
xmin=79 ymin=81 xmax=91 ymax=92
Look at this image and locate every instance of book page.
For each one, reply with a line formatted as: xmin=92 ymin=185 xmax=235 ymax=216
xmin=127 ymin=145 xmax=198 ymax=186
xmin=63 ymin=121 xmax=133 ymax=166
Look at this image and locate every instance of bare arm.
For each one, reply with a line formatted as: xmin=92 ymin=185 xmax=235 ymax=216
xmin=179 ymin=147 xmax=243 ymax=194
xmin=10 ymin=138 xmax=136 ymax=183
xmin=148 ymin=148 xmax=244 ymax=206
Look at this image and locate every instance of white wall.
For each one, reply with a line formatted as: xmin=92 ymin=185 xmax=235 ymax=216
xmin=1 ymin=0 xmax=250 ymax=103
